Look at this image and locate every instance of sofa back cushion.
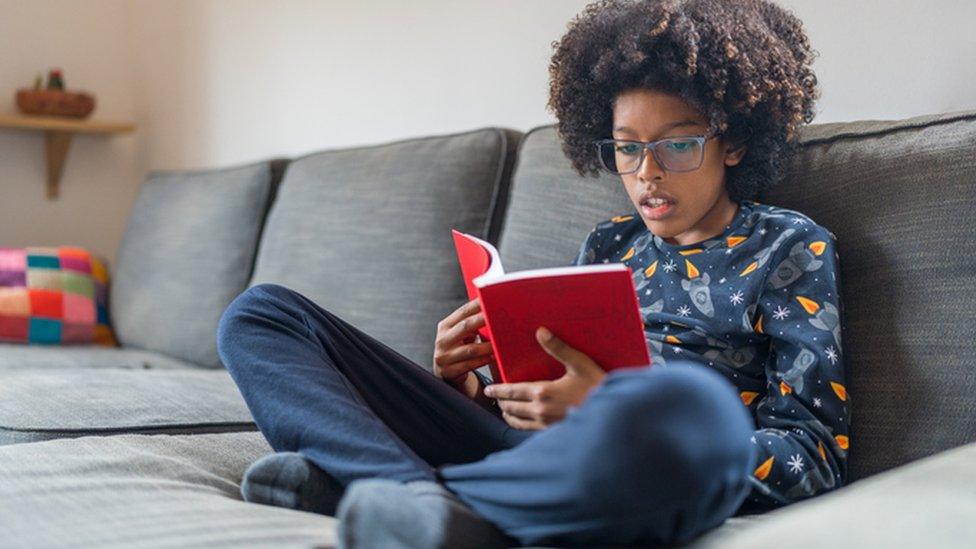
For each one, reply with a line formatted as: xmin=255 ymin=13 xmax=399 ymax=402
xmin=762 ymin=111 xmax=976 ymax=480
xmin=247 ymin=128 xmax=520 ymax=369
xmin=111 ymin=162 xmax=276 ymax=368
xmin=499 ymin=111 xmax=976 ymax=482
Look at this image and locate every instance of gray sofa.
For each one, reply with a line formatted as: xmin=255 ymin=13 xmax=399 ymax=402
xmin=1 ymin=110 xmax=974 ymax=548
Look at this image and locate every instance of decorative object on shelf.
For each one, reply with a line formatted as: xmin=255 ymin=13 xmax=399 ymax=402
xmin=46 ymin=68 xmax=65 ymax=90
xmin=15 ymin=68 xmax=96 ymax=118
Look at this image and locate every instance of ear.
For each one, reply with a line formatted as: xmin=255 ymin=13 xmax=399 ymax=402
xmin=724 ymin=139 xmax=748 ymax=167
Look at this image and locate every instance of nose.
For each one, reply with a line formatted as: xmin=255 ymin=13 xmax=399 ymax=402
xmin=637 ymin=146 xmax=666 ymax=182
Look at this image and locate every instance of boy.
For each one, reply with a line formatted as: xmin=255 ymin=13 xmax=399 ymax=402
xmin=217 ymin=0 xmax=848 ymax=546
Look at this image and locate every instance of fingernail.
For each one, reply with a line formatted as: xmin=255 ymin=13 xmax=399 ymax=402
xmin=537 ymin=326 xmax=552 ymax=342
xmin=484 ymin=387 xmax=493 ymax=397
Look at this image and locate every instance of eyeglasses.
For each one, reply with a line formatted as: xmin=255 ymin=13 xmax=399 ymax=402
xmin=593 ymin=133 xmax=716 ymax=175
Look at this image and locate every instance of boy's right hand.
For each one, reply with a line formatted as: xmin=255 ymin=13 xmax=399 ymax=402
xmin=433 ymin=297 xmax=495 ymax=399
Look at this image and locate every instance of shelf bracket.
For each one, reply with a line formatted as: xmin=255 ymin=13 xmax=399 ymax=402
xmin=44 ymin=130 xmax=74 ymax=199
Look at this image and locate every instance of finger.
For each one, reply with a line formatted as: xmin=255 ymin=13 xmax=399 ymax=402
xmin=535 ymin=326 xmax=603 ymax=376
xmin=497 ymin=399 xmax=539 ymax=421
xmin=483 ymin=382 xmax=537 ymax=401
xmin=440 ymin=312 xmax=487 ymax=348
xmin=439 ymin=354 xmax=496 ymax=381
xmin=441 ymin=298 xmax=481 ymax=331
xmin=441 ymin=340 xmax=493 ymax=366
xmin=502 ymin=411 xmax=543 ymax=431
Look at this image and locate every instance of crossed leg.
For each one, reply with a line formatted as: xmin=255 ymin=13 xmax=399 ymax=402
xmin=218 ymin=283 xmax=756 ymax=546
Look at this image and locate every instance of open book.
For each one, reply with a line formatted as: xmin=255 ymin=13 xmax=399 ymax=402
xmin=451 ymin=229 xmax=651 ymax=383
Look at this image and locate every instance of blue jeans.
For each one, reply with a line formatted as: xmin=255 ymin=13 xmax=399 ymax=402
xmin=217 ymin=283 xmax=757 ymax=546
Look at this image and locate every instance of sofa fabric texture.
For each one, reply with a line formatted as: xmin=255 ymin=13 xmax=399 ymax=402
xmin=0 ymin=370 xmax=255 ymax=445
xmin=248 ymin=128 xmax=521 ymax=370
xmin=0 ymin=433 xmax=332 ymax=548
xmin=0 ymin=342 xmax=199 ymax=371
xmin=111 ymin=162 xmax=275 ymax=368
xmin=761 ymin=110 xmax=976 ymax=480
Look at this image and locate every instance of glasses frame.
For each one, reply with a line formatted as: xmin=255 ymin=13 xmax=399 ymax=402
xmin=593 ymin=132 xmax=718 ymax=175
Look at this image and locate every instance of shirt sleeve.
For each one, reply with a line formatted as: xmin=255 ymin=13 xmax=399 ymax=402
xmin=747 ymin=225 xmax=850 ymax=506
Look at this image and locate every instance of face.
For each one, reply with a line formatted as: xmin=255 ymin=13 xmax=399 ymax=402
xmin=611 ymin=88 xmax=747 ymax=246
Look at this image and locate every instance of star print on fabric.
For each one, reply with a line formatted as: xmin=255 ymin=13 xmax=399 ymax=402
xmin=787 ymin=454 xmax=804 ymax=474
xmin=825 ymin=345 xmax=839 ymax=364
xmin=725 ymin=248 xmax=733 ymax=255
xmin=676 ymin=305 xmax=692 ymax=317
xmin=729 ymin=290 xmax=744 ymax=305
xmin=792 ymin=218 xmax=808 ymax=225
xmin=614 ymin=234 xmax=622 ymax=241
xmin=813 ymin=397 xmax=822 ymax=408
xmin=662 ymin=260 xmax=678 ymax=273
xmin=758 ymin=228 xmax=767 ymax=235
xmin=772 ymin=305 xmax=791 ymax=320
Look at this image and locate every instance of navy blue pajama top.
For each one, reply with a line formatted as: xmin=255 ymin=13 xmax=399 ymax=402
xmin=571 ymin=199 xmax=850 ymax=506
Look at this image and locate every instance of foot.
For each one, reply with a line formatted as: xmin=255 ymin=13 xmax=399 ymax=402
xmin=336 ymin=478 xmax=515 ymax=549
xmin=240 ymin=452 xmax=345 ymax=516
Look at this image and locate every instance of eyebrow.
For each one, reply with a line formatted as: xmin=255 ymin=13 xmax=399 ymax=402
xmin=613 ymin=119 xmax=702 ymax=136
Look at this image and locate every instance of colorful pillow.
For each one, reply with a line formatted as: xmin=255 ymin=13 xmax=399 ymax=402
xmin=0 ymin=246 xmax=117 ymax=346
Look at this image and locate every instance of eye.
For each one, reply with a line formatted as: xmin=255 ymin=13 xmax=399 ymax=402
xmin=615 ymin=142 xmax=642 ymax=155
xmin=665 ymin=139 xmax=696 ymax=153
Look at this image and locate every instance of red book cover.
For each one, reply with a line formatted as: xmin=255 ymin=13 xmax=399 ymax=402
xmin=451 ymin=229 xmax=651 ymax=383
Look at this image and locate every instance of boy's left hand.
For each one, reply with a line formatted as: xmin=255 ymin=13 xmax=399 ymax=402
xmin=483 ymin=326 xmax=606 ymax=430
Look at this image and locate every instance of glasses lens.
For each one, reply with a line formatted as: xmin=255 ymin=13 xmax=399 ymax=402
xmin=598 ymin=140 xmax=643 ymax=174
xmin=653 ymin=137 xmax=704 ymax=172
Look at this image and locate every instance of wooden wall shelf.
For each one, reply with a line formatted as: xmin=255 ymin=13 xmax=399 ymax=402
xmin=0 ymin=113 xmax=136 ymax=199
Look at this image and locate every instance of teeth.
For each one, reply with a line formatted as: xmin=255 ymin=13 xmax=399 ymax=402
xmin=645 ymin=198 xmax=670 ymax=207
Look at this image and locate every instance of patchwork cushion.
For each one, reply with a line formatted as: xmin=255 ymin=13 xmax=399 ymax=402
xmin=111 ymin=161 xmax=276 ymax=368
xmin=248 ymin=128 xmax=520 ymax=370
xmin=0 ymin=246 xmax=115 ymax=346
xmin=0 ymin=369 xmax=255 ymax=445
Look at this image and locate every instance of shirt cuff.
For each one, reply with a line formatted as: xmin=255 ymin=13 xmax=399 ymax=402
xmin=473 ymin=370 xmax=495 ymax=387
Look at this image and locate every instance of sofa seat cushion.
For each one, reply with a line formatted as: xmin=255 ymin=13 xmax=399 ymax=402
xmin=0 ymin=432 xmax=332 ymax=548
xmin=689 ymin=441 xmax=976 ymax=548
xmin=248 ymin=128 xmax=520 ymax=370
xmin=0 ymin=431 xmax=766 ymax=549
xmin=0 ymin=343 xmax=199 ymax=370
xmin=0 ymin=369 xmax=255 ymax=445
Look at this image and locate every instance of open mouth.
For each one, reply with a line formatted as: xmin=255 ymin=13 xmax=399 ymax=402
xmin=641 ymin=198 xmax=676 ymax=220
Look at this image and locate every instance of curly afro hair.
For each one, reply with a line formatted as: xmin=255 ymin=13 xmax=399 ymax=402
xmin=548 ymin=0 xmax=820 ymax=201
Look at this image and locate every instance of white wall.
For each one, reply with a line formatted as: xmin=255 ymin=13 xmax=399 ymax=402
xmin=0 ymin=0 xmax=140 ymax=266
xmin=2 ymin=0 xmax=975 ymax=265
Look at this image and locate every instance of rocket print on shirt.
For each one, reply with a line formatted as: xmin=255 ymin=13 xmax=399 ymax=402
xmin=571 ymin=199 xmax=850 ymax=506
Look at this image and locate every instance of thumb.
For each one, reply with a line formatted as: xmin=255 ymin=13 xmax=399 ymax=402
xmin=536 ymin=326 xmax=604 ymax=378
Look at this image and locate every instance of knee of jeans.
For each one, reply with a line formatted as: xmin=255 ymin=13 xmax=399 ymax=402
xmin=217 ymin=284 xmax=302 ymax=363
xmin=579 ymin=364 xmax=755 ymax=498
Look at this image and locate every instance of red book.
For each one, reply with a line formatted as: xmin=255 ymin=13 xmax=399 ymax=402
xmin=451 ymin=229 xmax=651 ymax=383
